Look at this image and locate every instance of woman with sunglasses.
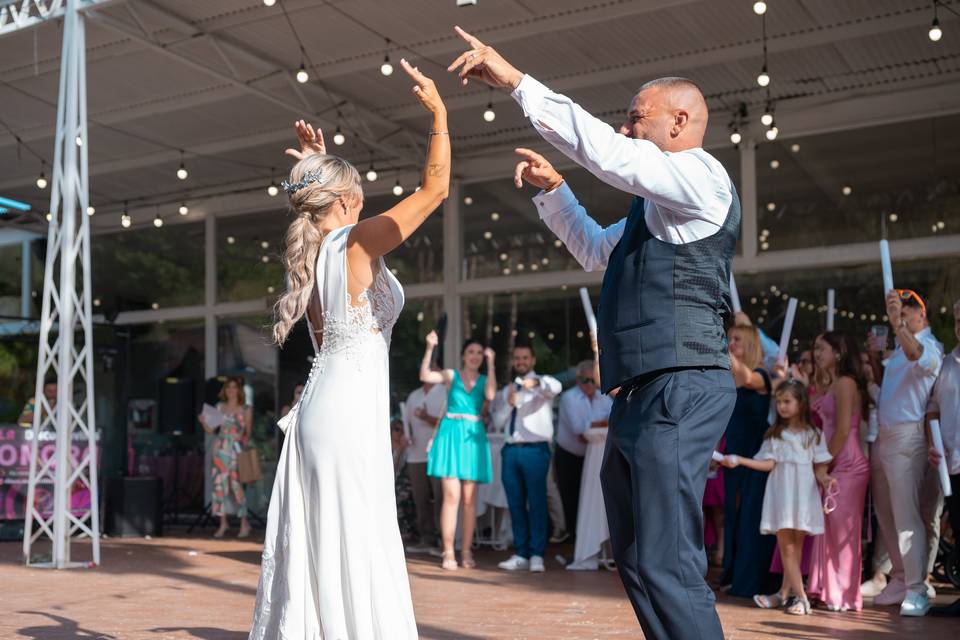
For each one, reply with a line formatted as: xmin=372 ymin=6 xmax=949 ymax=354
xmin=797 ymin=332 xmax=871 ymax=612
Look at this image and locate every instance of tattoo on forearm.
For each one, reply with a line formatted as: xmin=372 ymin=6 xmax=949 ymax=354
xmin=428 ymin=164 xmax=447 ymax=177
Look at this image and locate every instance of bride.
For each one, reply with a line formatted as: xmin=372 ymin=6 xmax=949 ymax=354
xmin=249 ymin=59 xmax=449 ymax=639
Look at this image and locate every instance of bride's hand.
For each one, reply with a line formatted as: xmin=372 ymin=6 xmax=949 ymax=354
xmin=399 ymin=59 xmax=445 ymax=115
xmin=285 ymin=120 xmax=326 ymax=160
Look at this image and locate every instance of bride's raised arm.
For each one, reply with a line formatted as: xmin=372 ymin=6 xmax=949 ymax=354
xmin=350 ymin=59 xmax=450 ymax=259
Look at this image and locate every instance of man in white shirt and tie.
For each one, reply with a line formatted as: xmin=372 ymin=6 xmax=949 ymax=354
xmin=450 ymin=26 xmax=739 ymax=640
xmin=492 ymin=343 xmax=562 ymax=572
xmin=556 ymin=360 xmax=613 ymax=541
xmin=872 ymin=289 xmax=944 ymax=616
xmin=402 ymin=372 xmax=448 ymax=554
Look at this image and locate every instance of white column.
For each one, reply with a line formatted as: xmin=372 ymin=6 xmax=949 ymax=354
xmin=21 ymin=239 xmax=31 ymax=318
xmin=204 ymin=212 xmax=217 ymax=378
xmin=739 ymin=138 xmax=757 ymax=261
xmin=442 ymin=181 xmax=462 ymax=369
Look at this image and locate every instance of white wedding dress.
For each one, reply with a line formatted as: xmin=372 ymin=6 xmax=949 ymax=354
xmin=249 ymin=224 xmax=418 ymax=639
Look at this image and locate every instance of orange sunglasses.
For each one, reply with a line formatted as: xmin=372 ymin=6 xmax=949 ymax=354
xmin=895 ymin=288 xmax=926 ymax=315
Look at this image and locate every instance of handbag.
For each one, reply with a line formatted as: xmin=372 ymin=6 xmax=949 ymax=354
xmin=238 ymin=447 xmax=262 ymax=484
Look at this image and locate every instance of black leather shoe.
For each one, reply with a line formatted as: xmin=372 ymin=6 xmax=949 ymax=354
xmin=929 ymin=598 xmax=960 ymax=617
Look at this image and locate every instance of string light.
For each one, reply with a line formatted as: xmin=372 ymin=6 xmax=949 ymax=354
xmin=770 ymin=159 xmax=780 ymax=169
xmin=296 ymin=62 xmax=309 ymax=84
xmin=261 ymin=240 xmax=270 ymax=249
xmin=121 ymin=202 xmax=131 ymax=228
xmin=730 ymin=129 xmax=742 ymax=145
xmin=766 ymin=202 xmax=776 ymax=211
xmin=267 ymin=182 xmax=279 ymax=197
xmin=176 ymin=150 xmax=188 ymax=180
xmin=765 ymin=124 xmax=779 ymax=140
xmin=490 ymin=212 xmax=500 ymax=221
xmin=753 ymin=1 xmax=767 ymax=15
xmin=930 ymin=1 xmax=943 ymax=41
xmin=483 ymin=230 xmax=492 ymax=239
xmin=380 ymin=40 xmax=394 ymax=76
xmin=86 ymin=205 xmax=95 ymax=216
xmin=45 ymin=212 xmax=52 ymax=222
xmin=332 ymin=125 xmax=345 ymax=146
xmin=757 ymin=65 xmax=770 ymax=87
xmin=761 ymin=102 xmax=774 ymax=127
xmin=842 ymin=185 xmax=852 ymax=196
xmin=483 ymin=101 xmax=496 ymax=122
xmin=36 ymin=161 xmax=47 ymax=189
xmin=179 ymin=203 xmax=189 ymax=215
xmin=75 ymin=135 xmax=83 ymax=147
xmin=366 ymin=164 xmax=378 ymax=182
xmin=464 ymin=196 xmax=474 ymax=205
xmin=790 ymin=143 xmax=800 ymax=153
xmin=757 ymin=12 xmax=771 ymax=86
xmin=263 ymin=0 xmax=276 ymax=6
xmin=888 ymin=212 xmax=898 ymax=222
xmin=153 ymin=213 xmax=163 ymax=228
xmin=392 ymin=179 xmax=404 ymax=196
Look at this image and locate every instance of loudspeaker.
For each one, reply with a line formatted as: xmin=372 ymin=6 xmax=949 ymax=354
xmin=159 ymin=377 xmax=195 ymax=434
xmin=106 ymin=476 xmax=163 ymax=537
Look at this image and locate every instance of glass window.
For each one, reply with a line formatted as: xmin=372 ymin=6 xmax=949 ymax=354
xmin=756 ymin=114 xmax=960 ymax=252
xmin=0 ymin=243 xmax=22 ymax=314
xmin=388 ymin=297 xmax=444 ymax=410
xmin=734 ymin=256 xmax=960 ymax=357
xmin=462 ymin=286 xmax=599 ymax=387
xmin=92 ymin=222 xmax=204 ymax=312
xmin=218 ymin=211 xmax=286 ymax=303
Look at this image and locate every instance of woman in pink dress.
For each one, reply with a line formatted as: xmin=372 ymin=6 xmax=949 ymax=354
xmin=802 ymin=331 xmax=871 ymax=611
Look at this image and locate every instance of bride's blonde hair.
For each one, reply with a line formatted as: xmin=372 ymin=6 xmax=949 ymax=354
xmin=272 ymin=154 xmax=362 ymax=346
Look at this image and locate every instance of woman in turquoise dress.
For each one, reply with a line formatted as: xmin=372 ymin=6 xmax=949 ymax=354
xmin=420 ymin=330 xmax=497 ymax=570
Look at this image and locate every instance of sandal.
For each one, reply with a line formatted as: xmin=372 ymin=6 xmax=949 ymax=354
xmin=441 ymin=551 xmax=458 ymax=571
xmin=753 ymin=593 xmax=786 ymax=609
xmin=461 ymin=550 xmax=476 ymax=569
xmin=785 ymin=598 xmax=811 ymax=615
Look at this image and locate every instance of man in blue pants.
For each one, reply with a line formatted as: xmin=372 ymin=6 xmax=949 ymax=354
xmin=450 ymin=27 xmax=739 ymax=639
xmin=493 ymin=344 xmax=562 ymax=573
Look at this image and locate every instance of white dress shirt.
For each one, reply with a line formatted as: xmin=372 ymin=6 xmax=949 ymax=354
xmin=510 ymin=74 xmax=734 ymax=271
xmin=556 ymin=386 xmax=614 ymax=457
xmin=402 ymin=384 xmax=447 ymax=464
xmin=491 ymin=370 xmax=562 ymax=444
xmin=928 ymin=345 xmax=960 ymax=474
xmin=877 ymin=327 xmax=944 ymax=429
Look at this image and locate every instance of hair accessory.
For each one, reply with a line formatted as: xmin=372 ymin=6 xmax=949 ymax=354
xmin=282 ymin=168 xmax=323 ymax=195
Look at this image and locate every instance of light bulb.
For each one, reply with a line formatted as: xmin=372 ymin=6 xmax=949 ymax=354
xmin=121 ymin=214 xmax=131 ymax=228
xmin=153 ymin=214 xmax=163 ymax=228
xmin=929 ymin=18 xmax=942 ymax=42
xmin=94 ymin=298 xmax=101 ymax=307
xmin=261 ymin=241 xmax=269 ymax=249
xmin=937 ymin=220 xmax=945 ymax=229
xmin=366 ymin=168 xmax=378 ymax=182
xmin=381 ymin=55 xmax=393 ymax=76
xmin=761 ymin=241 xmax=769 ymax=250
xmin=483 ymin=231 xmax=492 ymax=240
xmin=888 ymin=212 xmax=898 ymax=222
xmin=45 ymin=212 xmax=52 ymax=222
xmin=554 ymin=239 xmax=562 ymax=248
xmin=227 ymin=236 xmax=235 ymax=244
xmin=483 ymin=103 xmax=496 ymax=122
xmin=730 ymin=131 xmax=742 ymax=145
xmin=761 ymin=112 xmax=774 ymax=127
xmin=261 ymin=255 xmax=269 ymax=263
xmin=765 ymin=126 xmax=779 ymax=140
xmin=263 ymin=0 xmax=276 ymax=5
xmin=36 ymin=173 xmax=47 ymax=189
xmin=392 ymin=181 xmax=403 ymax=196
xmin=790 ymin=143 xmax=800 ymax=153
xmin=267 ymin=183 xmax=279 ymax=197
xmin=333 ymin=127 xmax=345 ymax=146
xmin=770 ymin=159 xmax=780 ymax=169
xmin=86 ymin=206 xmax=95 ymax=216
xmin=753 ymin=1 xmax=767 ymax=15
xmin=842 ymin=185 xmax=852 ymax=196
xmin=179 ymin=204 xmax=189 ymax=215
xmin=177 ymin=163 xmax=188 ymax=180
xmin=499 ymin=253 xmax=508 ymax=261
xmin=757 ymin=67 xmax=770 ymax=87
xmin=464 ymin=196 xmax=474 ymax=205
xmin=766 ymin=202 xmax=776 ymax=212
xmin=761 ymin=228 xmax=770 ymax=236
xmin=490 ymin=212 xmax=500 ymax=221
xmin=296 ymin=64 xmax=309 ymax=84
xmin=75 ymin=135 xmax=83 ymax=146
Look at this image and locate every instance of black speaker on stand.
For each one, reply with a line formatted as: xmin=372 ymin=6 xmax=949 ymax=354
xmin=159 ymin=377 xmax=195 ymax=525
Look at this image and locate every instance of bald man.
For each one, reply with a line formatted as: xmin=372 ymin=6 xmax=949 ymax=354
xmin=450 ymin=27 xmax=739 ymax=640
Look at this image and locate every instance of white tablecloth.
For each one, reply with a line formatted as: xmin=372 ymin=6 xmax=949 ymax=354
xmin=568 ymin=427 xmax=610 ymax=570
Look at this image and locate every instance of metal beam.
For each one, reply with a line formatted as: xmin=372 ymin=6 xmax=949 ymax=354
xmin=0 ymin=0 xmax=118 ymax=37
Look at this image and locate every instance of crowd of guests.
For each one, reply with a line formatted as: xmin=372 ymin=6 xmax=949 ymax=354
xmin=387 ymin=288 xmax=959 ymax=619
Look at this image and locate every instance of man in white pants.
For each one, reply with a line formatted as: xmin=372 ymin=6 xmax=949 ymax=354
xmin=872 ymin=289 xmax=944 ymax=616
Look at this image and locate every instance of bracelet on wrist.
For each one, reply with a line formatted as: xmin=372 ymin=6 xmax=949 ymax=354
xmin=429 ymin=131 xmax=449 ymax=136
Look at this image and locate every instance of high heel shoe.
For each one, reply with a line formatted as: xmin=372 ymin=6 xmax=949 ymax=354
xmin=441 ymin=551 xmax=458 ymax=571
xmin=461 ymin=550 xmax=476 ymax=569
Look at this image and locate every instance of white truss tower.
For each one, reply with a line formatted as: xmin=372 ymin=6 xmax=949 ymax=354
xmin=20 ymin=0 xmax=100 ymax=569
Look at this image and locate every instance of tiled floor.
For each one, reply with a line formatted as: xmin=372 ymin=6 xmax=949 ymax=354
xmin=1 ymin=532 xmax=956 ymax=639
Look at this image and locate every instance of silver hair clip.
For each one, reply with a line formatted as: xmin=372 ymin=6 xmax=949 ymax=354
xmin=281 ymin=168 xmax=323 ymax=195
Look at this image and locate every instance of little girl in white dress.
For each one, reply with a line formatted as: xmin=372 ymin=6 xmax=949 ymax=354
xmin=722 ymin=379 xmax=835 ymax=616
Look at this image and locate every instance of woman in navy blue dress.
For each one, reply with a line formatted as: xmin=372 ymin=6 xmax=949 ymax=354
xmin=721 ymin=323 xmax=777 ymax=597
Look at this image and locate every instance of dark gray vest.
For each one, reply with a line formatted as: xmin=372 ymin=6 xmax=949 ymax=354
xmin=596 ymin=187 xmax=740 ymax=393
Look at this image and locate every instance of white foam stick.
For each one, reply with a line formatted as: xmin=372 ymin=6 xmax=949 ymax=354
xmin=930 ymin=419 xmax=953 ymax=497
xmin=729 ymin=273 xmax=742 ymax=313
xmin=826 ymin=288 xmax=836 ymax=331
xmin=777 ymin=298 xmax=799 ymax=365
xmin=879 ymin=239 xmax=894 ymax=294
xmin=578 ymin=287 xmax=598 ymax=337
